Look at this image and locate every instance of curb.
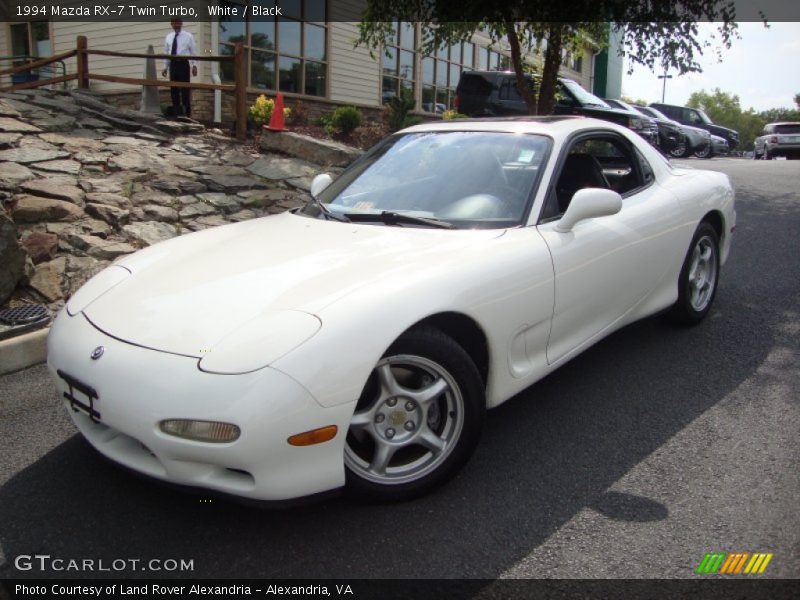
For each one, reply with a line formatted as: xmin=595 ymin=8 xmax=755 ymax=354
xmin=0 ymin=327 xmax=49 ymax=376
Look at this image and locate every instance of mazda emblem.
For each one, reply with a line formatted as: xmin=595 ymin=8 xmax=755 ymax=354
xmin=90 ymin=346 xmax=105 ymax=360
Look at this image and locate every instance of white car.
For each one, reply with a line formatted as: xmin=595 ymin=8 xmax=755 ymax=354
xmin=47 ymin=117 xmax=735 ymax=503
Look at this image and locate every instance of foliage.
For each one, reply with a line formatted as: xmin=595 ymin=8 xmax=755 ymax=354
xmin=248 ymin=95 xmax=291 ymax=126
xmin=621 ymin=96 xmax=649 ymax=107
xmin=288 ymin=101 xmax=309 ymax=126
xmin=385 ymin=87 xmax=417 ymax=131
xmin=357 ymin=1 xmax=749 ymax=116
xmin=442 ymin=110 xmax=470 ymax=120
xmin=331 ymin=106 xmax=364 ymax=134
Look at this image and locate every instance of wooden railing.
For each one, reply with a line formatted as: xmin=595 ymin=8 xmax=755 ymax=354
xmin=0 ymin=36 xmax=248 ymax=140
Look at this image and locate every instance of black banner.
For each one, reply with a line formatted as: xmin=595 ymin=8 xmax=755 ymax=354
xmin=2 ymin=579 xmax=800 ymax=600
xmin=1 ymin=0 xmax=800 ymax=23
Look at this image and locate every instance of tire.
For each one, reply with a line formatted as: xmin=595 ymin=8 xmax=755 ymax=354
xmin=668 ymin=140 xmax=690 ymax=158
xmin=670 ymin=222 xmax=720 ymax=325
xmin=344 ymin=327 xmax=485 ymax=501
xmin=694 ymin=145 xmax=713 ymax=159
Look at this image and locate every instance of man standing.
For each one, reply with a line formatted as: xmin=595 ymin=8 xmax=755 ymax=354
xmin=161 ymin=18 xmax=198 ymax=118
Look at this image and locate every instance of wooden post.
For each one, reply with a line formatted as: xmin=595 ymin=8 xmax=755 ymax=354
xmin=77 ymin=36 xmax=88 ymax=89
xmin=233 ymin=42 xmax=247 ymax=141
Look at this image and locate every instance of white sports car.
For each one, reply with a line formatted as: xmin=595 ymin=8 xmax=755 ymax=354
xmin=47 ymin=117 xmax=735 ymax=503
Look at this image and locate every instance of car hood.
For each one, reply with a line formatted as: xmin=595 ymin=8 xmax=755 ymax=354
xmin=82 ymin=212 xmax=503 ymax=357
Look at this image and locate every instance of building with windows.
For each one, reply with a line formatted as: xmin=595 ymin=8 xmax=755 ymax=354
xmin=1 ymin=1 xmax=618 ymax=122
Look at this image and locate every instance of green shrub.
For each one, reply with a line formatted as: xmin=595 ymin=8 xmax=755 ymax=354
xmin=248 ymin=94 xmax=291 ymax=126
xmin=442 ymin=110 xmax=469 ymax=120
xmin=331 ymin=106 xmax=363 ymax=135
xmin=386 ymin=88 xmax=416 ymax=131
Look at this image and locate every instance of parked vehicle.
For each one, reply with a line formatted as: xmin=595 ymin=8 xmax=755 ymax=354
xmin=48 ymin=117 xmax=735 ymax=503
xmin=455 ymin=71 xmax=653 ymax=140
xmin=704 ymin=135 xmax=730 ymax=159
xmin=753 ymin=122 xmax=800 ymax=159
xmin=650 ymin=103 xmax=739 ymax=149
xmin=602 ymin=98 xmax=659 ymax=147
xmin=632 ymin=105 xmax=687 ymax=155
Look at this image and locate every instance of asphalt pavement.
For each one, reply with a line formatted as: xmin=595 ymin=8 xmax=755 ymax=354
xmin=0 ymin=158 xmax=797 ymax=582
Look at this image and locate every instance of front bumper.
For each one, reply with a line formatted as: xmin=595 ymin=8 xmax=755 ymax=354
xmin=47 ymin=310 xmax=355 ymax=501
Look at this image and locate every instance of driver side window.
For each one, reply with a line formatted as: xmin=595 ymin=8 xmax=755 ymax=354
xmin=540 ymin=135 xmax=644 ymax=222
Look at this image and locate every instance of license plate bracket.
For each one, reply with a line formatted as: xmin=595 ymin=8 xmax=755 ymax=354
xmin=57 ymin=369 xmax=101 ymax=423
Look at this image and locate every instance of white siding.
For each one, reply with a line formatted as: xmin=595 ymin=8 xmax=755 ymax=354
xmin=51 ymin=20 xmax=212 ymax=93
xmin=328 ymin=5 xmax=379 ymax=106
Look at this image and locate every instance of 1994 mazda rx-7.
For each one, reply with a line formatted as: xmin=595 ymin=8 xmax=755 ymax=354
xmin=47 ymin=117 xmax=735 ymax=503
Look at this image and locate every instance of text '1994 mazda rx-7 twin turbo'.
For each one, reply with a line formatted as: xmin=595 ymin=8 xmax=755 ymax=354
xmin=48 ymin=116 xmax=735 ymax=503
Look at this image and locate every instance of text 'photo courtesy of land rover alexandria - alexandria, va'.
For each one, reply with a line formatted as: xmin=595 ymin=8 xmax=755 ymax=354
xmin=455 ymin=71 xmax=656 ymax=142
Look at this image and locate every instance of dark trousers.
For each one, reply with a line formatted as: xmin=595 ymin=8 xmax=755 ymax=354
xmin=169 ymin=60 xmax=191 ymax=117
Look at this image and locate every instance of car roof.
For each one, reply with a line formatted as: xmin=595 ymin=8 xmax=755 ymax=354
xmin=400 ymin=116 xmax=632 ymax=137
xmin=767 ymin=121 xmax=800 ymax=126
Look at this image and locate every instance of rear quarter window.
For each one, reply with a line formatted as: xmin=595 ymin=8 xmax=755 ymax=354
xmin=458 ymin=74 xmax=493 ymax=96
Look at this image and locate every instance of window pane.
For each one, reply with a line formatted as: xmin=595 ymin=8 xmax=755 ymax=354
xmin=304 ymin=61 xmax=326 ymax=96
xmin=304 ymin=23 xmax=325 ymax=60
xmin=449 ymin=63 xmax=460 ymax=87
xmin=279 ymin=56 xmax=301 ymax=92
xmin=251 ymin=50 xmax=276 ymax=89
xmin=436 ymin=44 xmax=448 ymax=60
xmin=400 ymin=22 xmax=415 ymax=50
xmin=499 ymin=55 xmax=510 ymax=70
xmin=478 ymin=48 xmax=488 ymax=70
xmin=399 ymin=50 xmax=414 ymax=81
xmin=436 ymin=87 xmax=447 ymax=107
xmin=436 ymin=60 xmax=447 ymax=86
xmin=463 ymin=43 xmax=474 ymax=68
xmin=283 ymin=0 xmax=301 ymax=19
xmin=388 ymin=21 xmax=399 ymax=46
xmin=422 ymin=84 xmax=435 ymax=112
xmin=382 ymin=76 xmax=397 ymax=103
xmin=279 ymin=20 xmax=301 ymax=56
xmin=31 ymin=21 xmax=50 ymax=56
xmin=10 ymin=24 xmax=30 ymax=56
xmin=218 ymin=2 xmax=245 ymax=46
xmin=303 ymin=0 xmax=326 ymax=21
xmin=250 ymin=20 xmax=275 ymax=50
xmin=449 ymin=42 xmax=461 ymax=63
xmin=422 ymin=57 xmax=434 ymax=84
xmin=382 ymin=46 xmax=397 ymax=77
xmin=218 ymin=44 xmax=235 ymax=81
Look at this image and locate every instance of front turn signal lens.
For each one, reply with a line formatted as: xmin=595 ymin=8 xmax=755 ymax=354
xmin=288 ymin=425 xmax=338 ymax=446
xmin=159 ymin=419 xmax=241 ymax=443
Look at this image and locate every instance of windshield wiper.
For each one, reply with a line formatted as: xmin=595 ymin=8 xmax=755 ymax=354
xmin=344 ymin=211 xmax=454 ymax=229
xmin=306 ymin=194 xmax=350 ymax=223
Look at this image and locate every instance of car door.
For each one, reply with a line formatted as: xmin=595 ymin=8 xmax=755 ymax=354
xmin=536 ymin=132 xmax=685 ymax=365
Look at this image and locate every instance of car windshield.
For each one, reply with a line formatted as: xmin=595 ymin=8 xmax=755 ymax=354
xmin=560 ymin=79 xmax=610 ymax=108
xmin=696 ymin=109 xmax=713 ymax=124
xmin=637 ymin=106 xmax=667 ymax=120
xmin=302 ymin=131 xmax=551 ymax=229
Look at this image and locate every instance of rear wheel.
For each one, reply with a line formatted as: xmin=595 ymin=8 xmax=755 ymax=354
xmin=671 ymin=222 xmax=720 ymax=325
xmin=344 ymin=328 xmax=485 ymax=501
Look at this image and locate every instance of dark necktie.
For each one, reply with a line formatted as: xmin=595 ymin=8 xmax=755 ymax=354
xmin=171 ymin=32 xmax=178 ymax=55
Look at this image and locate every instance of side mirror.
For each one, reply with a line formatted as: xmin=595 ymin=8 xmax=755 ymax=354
xmin=310 ymin=173 xmax=333 ymax=198
xmin=555 ymin=188 xmax=622 ymax=233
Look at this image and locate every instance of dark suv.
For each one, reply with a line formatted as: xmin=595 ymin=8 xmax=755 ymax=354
xmin=455 ymin=71 xmax=655 ymax=141
xmin=649 ymin=103 xmax=739 ymax=149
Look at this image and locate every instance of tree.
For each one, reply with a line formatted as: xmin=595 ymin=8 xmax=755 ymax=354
xmin=356 ymin=1 xmax=745 ymax=115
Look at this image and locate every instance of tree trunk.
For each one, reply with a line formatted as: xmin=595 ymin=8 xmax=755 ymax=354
xmin=537 ymin=27 xmax=563 ymax=116
xmin=505 ymin=22 xmax=537 ymax=115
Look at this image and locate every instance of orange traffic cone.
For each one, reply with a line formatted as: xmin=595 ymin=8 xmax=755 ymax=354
xmin=265 ymin=93 xmax=286 ymax=132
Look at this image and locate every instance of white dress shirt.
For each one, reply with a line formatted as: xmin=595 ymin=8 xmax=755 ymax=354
xmin=163 ymin=29 xmax=198 ymax=69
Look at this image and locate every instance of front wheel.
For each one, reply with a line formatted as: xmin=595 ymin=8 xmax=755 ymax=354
xmin=670 ymin=222 xmax=720 ymax=325
xmin=694 ymin=145 xmax=713 ymax=159
xmin=344 ymin=328 xmax=485 ymax=501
